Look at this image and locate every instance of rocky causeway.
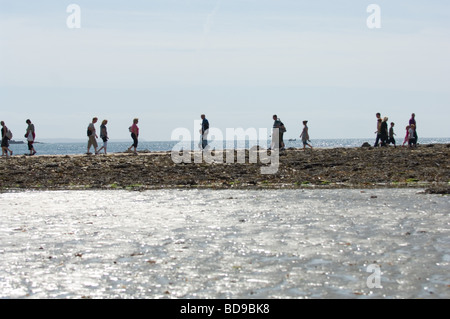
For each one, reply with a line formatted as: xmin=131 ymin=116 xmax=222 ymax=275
xmin=0 ymin=144 xmax=449 ymax=194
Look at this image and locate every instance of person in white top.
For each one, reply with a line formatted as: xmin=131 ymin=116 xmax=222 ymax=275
xmin=408 ymin=124 xmax=417 ymax=148
xmin=87 ymin=117 xmax=99 ymax=154
xmin=25 ymin=119 xmax=37 ymax=156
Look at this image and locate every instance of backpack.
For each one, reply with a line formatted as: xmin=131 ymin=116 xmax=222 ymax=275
xmin=87 ymin=124 xmax=93 ymax=136
xmin=5 ymin=128 xmax=12 ymax=140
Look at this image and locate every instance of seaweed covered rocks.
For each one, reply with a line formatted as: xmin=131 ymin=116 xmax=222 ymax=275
xmin=0 ymin=144 xmax=449 ymax=191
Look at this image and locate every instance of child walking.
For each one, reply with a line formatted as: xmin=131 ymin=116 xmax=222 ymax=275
xmin=388 ymin=122 xmax=396 ymax=147
xmin=402 ymin=125 xmax=410 ymax=147
xmin=300 ymin=121 xmax=313 ymax=151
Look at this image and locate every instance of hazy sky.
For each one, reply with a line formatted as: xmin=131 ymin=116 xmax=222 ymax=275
xmin=1 ymin=0 xmax=449 ymax=141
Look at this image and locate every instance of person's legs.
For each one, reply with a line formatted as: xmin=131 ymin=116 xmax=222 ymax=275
xmin=92 ymin=137 xmax=98 ymax=154
xmin=374 ymin=134 xmax=380 ymax=147
xmin=132 ymin=134 xmax=138 ymax=153
xmin=28 ymin=142 xmax=35 ymax=155
xmin=2 ymin=138 xmax=12 ymax=156
xmin=87 ymin=138 xmax=93 ymax=153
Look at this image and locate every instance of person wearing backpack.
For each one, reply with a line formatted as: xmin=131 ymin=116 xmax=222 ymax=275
xmin=271 ymin=115 xmax=286 ymax=150
xmin=87 ymin=117 xmax=99 ymax=155
xmin=1 ymin=121 xmax=13 ymax=157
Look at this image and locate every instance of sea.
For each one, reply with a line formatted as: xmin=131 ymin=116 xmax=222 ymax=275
xmin=0 ymin=188 xmax=449 ymax=299
xmin=7 ymin=137 xmax=450 ymax=156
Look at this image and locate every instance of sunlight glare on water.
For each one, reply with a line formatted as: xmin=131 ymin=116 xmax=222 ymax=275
xmin=0 ymin=189 xmax=448 ymax=299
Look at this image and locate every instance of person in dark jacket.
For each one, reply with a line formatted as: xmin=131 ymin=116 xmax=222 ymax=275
xmin=201 ymin=114 xmax=209 ymax=149
xmin=1 ymin=121 xmax=13 ymax=157
xmin=380 ymin=117 xmax=389 ymax=147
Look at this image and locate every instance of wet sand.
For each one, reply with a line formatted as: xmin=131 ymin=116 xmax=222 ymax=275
xmin=0 ymin=144 xmax=449 ymax=193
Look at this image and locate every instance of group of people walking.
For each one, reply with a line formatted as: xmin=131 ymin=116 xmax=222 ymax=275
xmin=0 ymin=112 xmax=422 ymax=158
xmin=87 ymin=115 xmax=209 ymax=155
xmin=87 ymin=117 xmax=140 ymax=155
xmin=1 ymin=119 xmax=36 ymax=157
xmin=374 ymin=113 xmax=418 ymax=148
xmin=270 ymin=115 xmax=312 ymax=151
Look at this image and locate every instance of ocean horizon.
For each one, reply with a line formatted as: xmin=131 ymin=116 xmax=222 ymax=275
xmin=5 ymin=137 xmax=450 ymax=156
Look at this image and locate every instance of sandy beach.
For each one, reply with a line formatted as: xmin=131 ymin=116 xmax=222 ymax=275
xmin=1 ymin=144 xmax=449 ymax=193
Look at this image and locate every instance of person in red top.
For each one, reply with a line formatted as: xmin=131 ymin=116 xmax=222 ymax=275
xmin=127 ymin=118 xmax=139 ymax=154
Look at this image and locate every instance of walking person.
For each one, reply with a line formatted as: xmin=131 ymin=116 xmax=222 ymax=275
xmin=1 ymin=121 xmax=13 ymax=157
xmin=380 ymin=117 xmax=389 ymax=147
xmin=402 ymin=125 xmax=410 ymax=147
xmin=97 ymin=119 xmax=108 ymax=154
xmin=374 ymin=113 xmax=382 ymax=147
xmin=25 ymin=119 xmax=36 ymax=155
xmin=200 ymin=114 xmax=209 ymax=150
xmin=299 ymin=120 xmax=313 ymax=151
xmin=280 ymin=120 xmax=286 ymax=151
xmin=387 ymin=122 xmax=396 ymax=147
xmin=408 ymin=124 xmax=417 ymax=148
xmin=87 ymin=117 xmax=99 ymax=155
xmin=270 ymin=115 xmax=279 ymax=150
xmin=409 ymin=113 xmax=418 ymax=144
xmin=271 ymin=115 xmax=285 ymax=150
xmin=127 ymin=118 xmax=139 ymax=154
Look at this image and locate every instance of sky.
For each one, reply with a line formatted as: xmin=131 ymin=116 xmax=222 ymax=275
xmin=1 ymin=0 xmax=449 ymax=141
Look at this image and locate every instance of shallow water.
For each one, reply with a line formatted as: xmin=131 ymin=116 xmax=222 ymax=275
xmin=0 ymin=189 xmax=448 ymax=299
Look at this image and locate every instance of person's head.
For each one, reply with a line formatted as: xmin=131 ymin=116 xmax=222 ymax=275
xmin=92 ymin=117 xmax=98 ymax=123
xmin=383 ymin=117 xmax=388 ymax=122
xmin=273 ymin=114 xmax=277 ymax=120
xmin=0 ymin=121 xmax=4 ymax=127
xmin=411 ymin=124 xmax=415 ymax=129
xmin=133 ymin=118 xmax=139 ymax=124
xmin=411 ymin=113 xmax=415 ymax=118
xmin=390 ymin=122 xmax=395 ymax=127
xmin=376 ymin=113 xmax=381 ymax=118
xmin=26 ymin=119 xmax=31 ymax=124
xmin=303 ymin=120 xmax=308 ymax=125
xmin=201 ymin=114 xmax=205 ymax=120
xmin=406 ymin=125 xmax=410 ymax=130
xmin=102 ymin=119 xmax=108 ymax=125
